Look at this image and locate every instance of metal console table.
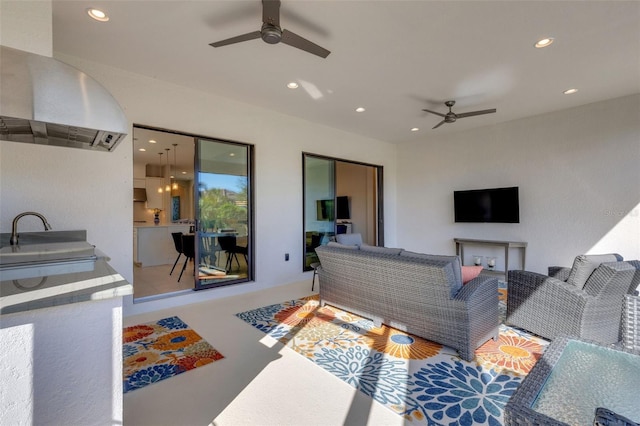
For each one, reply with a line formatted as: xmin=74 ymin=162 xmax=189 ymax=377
xmin=454 ymin=238 xmax=527 ymax=281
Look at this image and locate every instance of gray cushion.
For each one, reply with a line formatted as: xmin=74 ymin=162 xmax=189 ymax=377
xmin=401 ymin=251 xmax=463 ymax=293
xmin=336 ymin=233 xmax=363 ymax=246
xmin=326 ymin=241 xmax=359 ymax=250
xmin=359 ymin=244 xmax=403 ymax=255
xmin=567 ymin=253 xmax=623 ymax=290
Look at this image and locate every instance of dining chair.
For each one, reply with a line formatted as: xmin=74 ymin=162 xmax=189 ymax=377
xmin=178 ymin=234 xmax=195 ymax=282
xmin=169 ymin=232 xmax=183 ymax=276
xmin=218 ymin=235 xmax=247 ymax=272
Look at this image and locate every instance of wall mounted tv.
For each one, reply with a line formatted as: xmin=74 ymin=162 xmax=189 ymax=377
xmin=336 ymin=196 xmax=350 ymax=220
xmin=454 ymin=187 xmax=520 ymax=223
xmin=316 ymin=199 xmax=334 ymax=221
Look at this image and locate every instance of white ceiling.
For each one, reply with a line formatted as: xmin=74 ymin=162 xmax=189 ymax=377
xmin=52 ymin=1 xmax=640 ymax=145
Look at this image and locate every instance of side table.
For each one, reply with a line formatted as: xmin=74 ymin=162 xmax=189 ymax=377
xmin=454 ymin=238 xmax=527 ymax=281
xmin=504 ymin=335 xmax=640 ymax=425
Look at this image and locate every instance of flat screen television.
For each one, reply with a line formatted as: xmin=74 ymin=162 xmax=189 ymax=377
xmin=454 ymin=187 xmax=520 ymax=223
xmin=336 ymin=196 xmax=350 ymax=220
xmin=316 ymin=199 xmax=334 ymax=221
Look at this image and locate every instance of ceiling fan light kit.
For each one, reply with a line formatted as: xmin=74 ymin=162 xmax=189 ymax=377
xmin=210 ymin=0 xmax=330 ymax=58
xmin=422 ymin=100 xmax=497 ymax=129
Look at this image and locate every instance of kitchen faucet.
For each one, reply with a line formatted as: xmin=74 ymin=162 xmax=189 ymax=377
xmin=10 ymin=212 xmax=52 ymax=245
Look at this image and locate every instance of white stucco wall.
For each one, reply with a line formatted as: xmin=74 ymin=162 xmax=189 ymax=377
xmin=0 ymin=298 xmax=124 ymax=426
xmin=396 ymin=94 xmax=640 ymax=274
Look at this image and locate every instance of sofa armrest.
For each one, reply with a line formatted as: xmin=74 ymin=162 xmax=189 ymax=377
xmin=454 ymin=275 xmax=498 ymax=303
xmin=507 ymin=270 xmax=591 ymax=339
xmin=548 ymin=266 xmax=571 ymax=281
xmin=508 ymin=270 xmax=589 ymax=302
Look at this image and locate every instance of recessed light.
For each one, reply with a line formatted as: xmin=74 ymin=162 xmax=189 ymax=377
xmin=534 ymin=37 xmax=554 ymax=48
xmin=87 ymin=8 xmax=109 ymax=22
xmin=563 ymin=88 xmax=578 ymax=95
xmin=287 ymin=82 xmax=299 ymax=89
xmin=181 ymin=171 xmax=187 ymax=175
xmin=229 ymin=153 xmax=235 ymax=157
xmin=355 ymin=107 xmax=366 ymax=113
xmin=138 ymin=148 xmax=146 ymax=152
xmin=149 ymin=139 xmax=157 ymax=144
xmin=411 ymin=127 xmax=419 ymax=132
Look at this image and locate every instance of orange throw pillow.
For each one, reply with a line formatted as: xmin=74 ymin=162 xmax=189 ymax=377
xmin=461 ymin=265 xmax=483 ymax=284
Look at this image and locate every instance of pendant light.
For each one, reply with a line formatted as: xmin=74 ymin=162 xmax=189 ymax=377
xmin=164 ymin=148 xmax=171 ymax=192
xmin=172 ymin=143 xmax=179 ymax=191
xmin=157 ymin=152 xmax=164 ymax=193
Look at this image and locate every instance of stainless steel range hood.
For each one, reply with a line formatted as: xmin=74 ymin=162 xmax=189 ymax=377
xmin=0 ymin=45 xmax=128 ymax=152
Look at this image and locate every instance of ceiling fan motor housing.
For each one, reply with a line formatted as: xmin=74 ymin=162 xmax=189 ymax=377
xmin=261 ymin=23 xmax=282 ymax=44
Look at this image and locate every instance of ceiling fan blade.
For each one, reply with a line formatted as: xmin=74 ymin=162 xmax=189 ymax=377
xmin=432 ymin=120 xmax=446 ymax=129
xmin=422 ymin=108 xmax=446 ymax=118
xmin=456 ymin=108 xmax=497 ymax=118
xmin=262 ymin=0 xmax=281 ymax=26
xmin=281 ymin=29 xmax=330 ymax=58
xmin=209 ymin=31 xmax=262 ymax=48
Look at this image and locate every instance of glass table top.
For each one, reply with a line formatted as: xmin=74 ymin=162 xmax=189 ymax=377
xmin=532 ymin=340 xmax=640 ymax=425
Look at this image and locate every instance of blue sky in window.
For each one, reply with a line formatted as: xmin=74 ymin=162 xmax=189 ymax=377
xmin=199 ymin=173 xmax=246 ymax=192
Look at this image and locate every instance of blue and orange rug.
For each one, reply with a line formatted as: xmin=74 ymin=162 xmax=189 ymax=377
xmin=236 ymin=286 xmax=548 ymax=425
xmin=123 ymin=316 xmax=224 ymax=393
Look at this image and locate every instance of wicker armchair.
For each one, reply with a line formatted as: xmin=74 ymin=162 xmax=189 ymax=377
xmin=622 ymin=293 xmax=640 ymax=353
xmin=507 ymin=257 xmax=640 ymax=344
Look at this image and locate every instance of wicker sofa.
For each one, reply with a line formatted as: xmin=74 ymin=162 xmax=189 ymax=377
xmin=314 ymin=244 xmax=499 ymax=361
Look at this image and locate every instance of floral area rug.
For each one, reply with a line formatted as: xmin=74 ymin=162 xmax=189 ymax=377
xmin=235 ymin=283 xmax=548 ymax=425
xmin=123 ymin=316 xmax=224 ymax=393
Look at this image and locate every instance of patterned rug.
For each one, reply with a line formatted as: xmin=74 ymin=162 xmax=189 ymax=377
xmin=123 ymin=316 xmax=224 ymax=393
xmin=235 ymin=284 xmax=548 ymax=425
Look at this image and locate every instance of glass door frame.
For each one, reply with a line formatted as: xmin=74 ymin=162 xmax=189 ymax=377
xmin=195 ymin=137 xmax=255 ymax=290
xmin=302 ymin=152 xmax=384 ymax=272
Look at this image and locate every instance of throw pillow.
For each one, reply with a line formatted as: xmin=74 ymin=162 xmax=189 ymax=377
xmin=462 ymin=265 xmax=483 ymax=284
xmin=567 ymin=253 xmax=623 ymax=290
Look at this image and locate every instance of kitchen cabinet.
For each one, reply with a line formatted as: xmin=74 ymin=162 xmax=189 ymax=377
xmin=145 ymin=177 xmax=164 ymax=210
xmin=133 ymin=178 xmax=146 ymax=189
xmin=135 ymin=225 xmax=190 ymax=267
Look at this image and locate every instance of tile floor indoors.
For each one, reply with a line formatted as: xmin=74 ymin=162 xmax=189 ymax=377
xmin=133 ymin=263 xmax=195 ymax=298
xmin=133 ymin=253 xmax=248 ymax=299
xmin=124 ymin=279 xmax=403 ymax=426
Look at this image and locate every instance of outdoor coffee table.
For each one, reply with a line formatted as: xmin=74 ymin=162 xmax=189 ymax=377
xmin=504 ymin=335 xmax=640 ymax=425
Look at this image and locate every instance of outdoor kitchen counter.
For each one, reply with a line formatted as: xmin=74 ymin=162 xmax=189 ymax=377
xmin=0 ymin=256 xmax=132 ymax=315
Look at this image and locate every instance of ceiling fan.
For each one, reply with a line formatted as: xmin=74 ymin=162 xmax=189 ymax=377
xmin=209 ymin=0 xmax=330 ymax=58
xmin=422 ymin=101 xmax=496 ymax=129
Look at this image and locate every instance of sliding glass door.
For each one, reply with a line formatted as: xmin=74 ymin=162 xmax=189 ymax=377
xmin=195 ymin=138 xmax=253 ymax=289
xmin=303 ymin=156 xmax=336 ymax=270
xmin=303 ymin=153 xmax=384 ymax=272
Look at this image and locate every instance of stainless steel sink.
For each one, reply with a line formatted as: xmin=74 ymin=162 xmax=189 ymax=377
xmin=0 ymin=231 xmax=97 ymax=281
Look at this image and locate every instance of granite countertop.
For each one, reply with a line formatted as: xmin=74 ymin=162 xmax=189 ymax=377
xmin=1 ymin=257 xmax=132 ymax=315
xmin=0 ymin=230 xmax=132 ymax=315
